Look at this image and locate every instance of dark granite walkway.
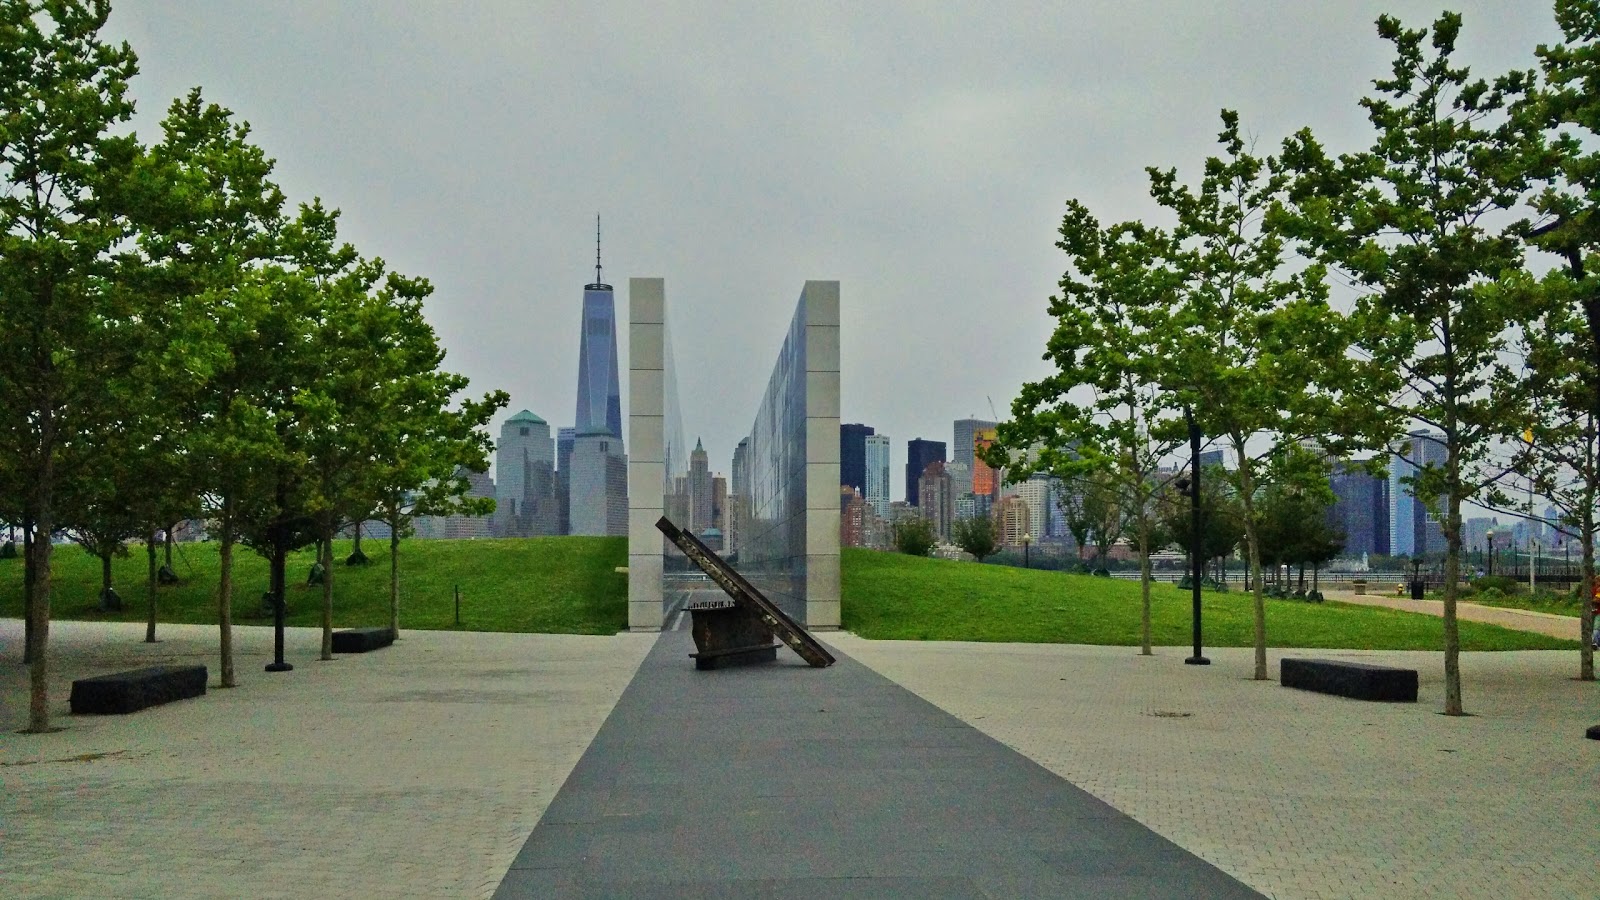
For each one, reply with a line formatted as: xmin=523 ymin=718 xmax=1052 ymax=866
xmin=494 ymin=631 xmax=1260 ymax=899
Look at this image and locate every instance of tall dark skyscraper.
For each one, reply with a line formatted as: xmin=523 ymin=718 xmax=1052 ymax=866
xmin=575 ymin=218 xmax=622 ymax=439
xmin=1328 ymin=459 xmax=1385 ymax=557
xmin=840 ymin=423 xmax=875 ymax=494
xmin=556 ymin=426 xmax=575 ymax=535
xmin=568 ymin=219 xmax=627 ymax=535
xmin=905 ymin=438 xmax=946 ymax=505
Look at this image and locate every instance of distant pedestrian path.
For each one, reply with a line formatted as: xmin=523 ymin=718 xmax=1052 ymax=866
xmin=1324 ymin=588 xmax=1581 ymax=641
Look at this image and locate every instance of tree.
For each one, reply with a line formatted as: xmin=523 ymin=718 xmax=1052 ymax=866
xmin=1520 ymin=0 xmax=1600 ymax=680
xmin=0 ymin=0 xmax=155 ymax=732
xmin=1081 ymin=468 xmax=1124 ymax=572
xmin=266 ymin=203 xmax=383 ymax=662
xmin=1254 ymin=480 xmax=1343 ymax=594
xmin=1054 ymin=476 xmax=1094 ymax=569
xmin=1277 ymin=12 xmax=1549 ymax=713
xmin=342 ymin=269 xmax=506 ymax=638
xmin=951 ymin=514 xmax=999 ymax=562
xmin=143 ymin=88 xmax=286 ymax=686
xmin=893 ymin=516 xmax=937 ymax=557
xmin=1150 ymin=109 xmax=1362 ymax=679
xmin=1161 ymin=471 xmax=1244 ymax=580
xmin=988 ymin=202 xmax=1186 ymax=656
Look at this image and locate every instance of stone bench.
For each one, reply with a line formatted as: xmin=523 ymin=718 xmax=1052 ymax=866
xmin=331 ymin=627 xmax=395 ymax=654
xmin=70 ymin=665 xmax=207 ymax=715
xmin=1280 ymin=658 xmax=1418 ymax=703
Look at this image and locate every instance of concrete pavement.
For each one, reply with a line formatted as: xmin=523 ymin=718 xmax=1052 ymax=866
xmin=4 ymin=618 xmax=1595 ymax=899
xmin=835 ymin=635 xmax=1599 ymax=900
xmin=0 ymin=620 xmax=653 ymax=899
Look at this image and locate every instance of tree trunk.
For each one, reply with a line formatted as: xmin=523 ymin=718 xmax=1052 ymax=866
xmin=1236 ymin=442 xmax=1268 ymax=680
xmin=145 ymin=533 xmax=158 ymax=642
xmin=26 ymin=461 xmax=56 ymax=733
xmin=389 ymin=520 xmax=400 ymax=638
xmin=353 ymin=523 xmax=363 ymax=556
xmin=1137 ymin=515 xmax=1152 ymax=656
xmin=218 ymin=500 xmax=235 ymax=688
xmin=1442 ymin=464 xmax=1465 ymax=716
xmin=164 ymin=524 xmax=174 ymax=569
xmin=22 ymin=520 xmax=34 ymax=665
xmin=101 ymin=552 xmax=112 ymax=599
xmin=321 ymin=521 xmax=334 ymax=661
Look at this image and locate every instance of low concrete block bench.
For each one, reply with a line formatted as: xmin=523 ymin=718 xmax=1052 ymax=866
xmin=70 ymin=665 xmax=207 ymax=715
xmin=1281 ymin=658 xmax=1418 ymax=703
xmin=331 ymin=627 xmax=395 ymax=654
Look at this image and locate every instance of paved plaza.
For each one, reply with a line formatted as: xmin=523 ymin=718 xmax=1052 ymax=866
xmin=0 ymin=620 xmax=653 ymax=899
xmin=1 ymin=618 xmax=1595 ymax=898
xmin=834 ymin=635 xmax=1597 ymax=899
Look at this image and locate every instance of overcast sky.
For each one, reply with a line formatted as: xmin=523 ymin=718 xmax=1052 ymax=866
xmin=106 ymin=1 xmax=1559 ymax=484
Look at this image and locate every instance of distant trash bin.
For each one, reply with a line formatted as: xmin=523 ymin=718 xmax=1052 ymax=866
xmin=1410 ymin=580 xmax=1425 ymax=601
xmin=1352 ymin=579 xmax=1367 ymax=595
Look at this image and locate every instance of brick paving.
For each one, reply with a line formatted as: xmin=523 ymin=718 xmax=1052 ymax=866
xmin=5 ymin=616 xmax=1596 ymax=899
xmin=833 ymin=635 xmax=1600 ymax=900
xmin=0 ymin=619 xmax=652 ymax=899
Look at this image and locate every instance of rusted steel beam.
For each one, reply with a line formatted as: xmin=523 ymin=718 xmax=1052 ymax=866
xmin=656 ymin=516 xmax=836 ymax=668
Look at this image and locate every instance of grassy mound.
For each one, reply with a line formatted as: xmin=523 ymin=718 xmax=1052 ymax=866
xmin=0 ymin=537 xmax=627 ymax=635
xmin=840 ymin=549 xmax=1576 ymax=650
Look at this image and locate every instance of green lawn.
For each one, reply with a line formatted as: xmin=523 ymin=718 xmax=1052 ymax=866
xmin=841 ymin=549 xmax=1578 ymax=650
xmin=2 ymin=539 xmax=1579 ymax=649
xmin=0 ymin=537 xmax=628 ymax=635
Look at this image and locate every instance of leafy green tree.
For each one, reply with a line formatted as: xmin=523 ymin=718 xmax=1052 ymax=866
xmin=264 ymin=204 xmax=384 ymax=661
xmin=893 ymin=516 xmax=937 ymax=557
xmin=1081 ymin=468 xmax=1124 ymax=572
xmin=1276 ymin=12 xmax=1548 ymax=714
xmin=1255 ymin=482 xmax=1341 ymax=594
xmin=988 ymin=203 xmax=1186 ymax=655
xmin=1150 ymin=110 xmax=1361 ymax=679
xmin=1161 ymin=471 xmax=1244 ymax=577
xmin=334 ymin=268 xmax=506 ymax=638
xmin=1520 ymin=0 xmax=1600 ymax=680
xmin=143 ymin=89 xmax=286 ymax=686
xmin=0 ymin=0 xmax=158 ymax=732
xmin=1054 ymin=488 xmax=1090 ymax=571
xmin=951 ymin=514 xmax=999 ymax=562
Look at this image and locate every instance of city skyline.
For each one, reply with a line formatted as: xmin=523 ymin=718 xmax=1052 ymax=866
xmin=100 ymin=2 xmax=1555 ymax=490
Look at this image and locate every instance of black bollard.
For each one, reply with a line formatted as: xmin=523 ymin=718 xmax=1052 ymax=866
xmin=265 ymin=592 xmax=293 ymax=672
xmin=454 ymin=585 xmax=461 ymax=626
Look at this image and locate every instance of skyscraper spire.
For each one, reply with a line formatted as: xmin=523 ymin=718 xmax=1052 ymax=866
xmin=595 ymin=213 xmax=602 ymax=286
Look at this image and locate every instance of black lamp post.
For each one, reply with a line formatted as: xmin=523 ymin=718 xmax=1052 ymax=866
xmin=1487 ymin=531 xmax=1495 ymax=576
xmin=1183 ymin=406 xmax=1209 ymax=666
xmin=1022 ymin=532 xmax=1032 ymax=569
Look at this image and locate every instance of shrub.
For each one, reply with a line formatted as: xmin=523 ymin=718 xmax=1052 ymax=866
xmin=893 ymin=517 xmax=937 ymax=557
xmin=1471 ymin=575 xmax=1520 ymax=595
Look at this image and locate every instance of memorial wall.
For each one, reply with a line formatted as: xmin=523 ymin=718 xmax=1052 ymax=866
xmin=626 ymin=278 xmax=838 ymax=630
xmin=626 ymin=278 xmax=686 ymax=630
xmin=738 ymin=281 xmax=840 ymax=626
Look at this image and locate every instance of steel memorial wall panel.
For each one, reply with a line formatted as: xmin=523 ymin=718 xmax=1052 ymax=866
xmin=738 ymin=282 xmax=839 ymax=626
